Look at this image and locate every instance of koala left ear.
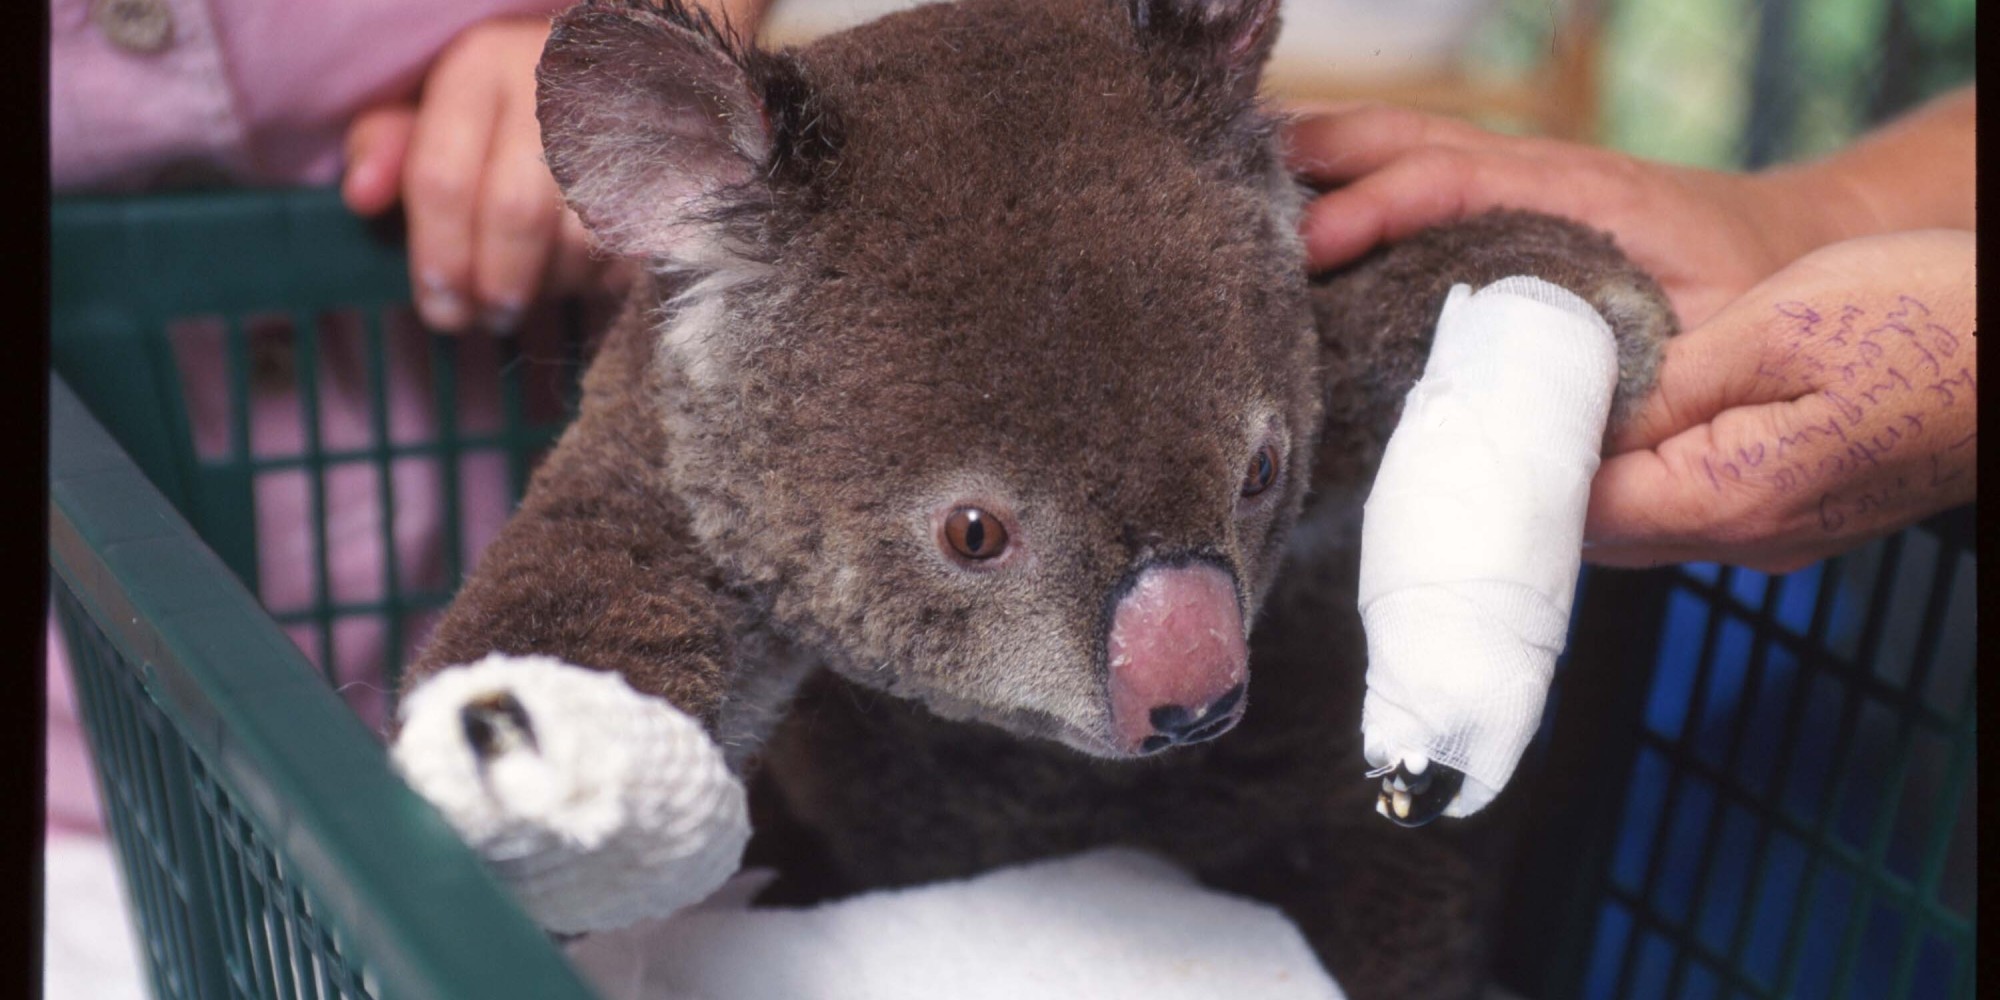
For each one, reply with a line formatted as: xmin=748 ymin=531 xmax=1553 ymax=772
xmin=536 ymin=1 xmax=840 ymax=268
xmin=1123 ymin=0 xmax=1284 ymax=122
xmin=535 ymin=1 xmax=771 ymax=265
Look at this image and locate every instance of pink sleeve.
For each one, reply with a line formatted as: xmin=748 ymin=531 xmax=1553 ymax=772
xmin=52 ymin=0 xmax=569 ymax=191
xmin=51 ymin=0 xmax=251 ymax=190
xmin=46 ymin=616 xmax=105 ymax=838
xmin=211 ymin=0 xmax=569 ymax=185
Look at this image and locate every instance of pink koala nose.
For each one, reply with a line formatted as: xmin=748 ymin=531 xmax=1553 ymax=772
xmin=1106 ymin=563 xmax=1249 ymax=754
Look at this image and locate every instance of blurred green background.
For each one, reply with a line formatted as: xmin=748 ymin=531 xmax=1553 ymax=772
xmin=1469 ymin=0 xmax=1975 ymax=167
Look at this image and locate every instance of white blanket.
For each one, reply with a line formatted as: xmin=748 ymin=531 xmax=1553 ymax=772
xmin=44 ymin=836 xmax=148 ymax=1000
xmin=47 ymin=832 xmax=1346 ymax=1000
xmin=567 ymin=848 xmax=1347 ymax=1000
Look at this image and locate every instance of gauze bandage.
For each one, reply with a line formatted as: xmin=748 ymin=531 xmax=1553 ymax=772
xmin=1358 ymin=276 xmax=1617 ymax=819
xmin=394 ymin=654 xmax=749 ymax=934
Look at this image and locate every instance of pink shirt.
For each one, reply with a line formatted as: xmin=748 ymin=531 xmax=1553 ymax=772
xmin=52 ymin=0 xmax=564 ymax=190
xmin=48 ymin=0 xmax=555 ymax=837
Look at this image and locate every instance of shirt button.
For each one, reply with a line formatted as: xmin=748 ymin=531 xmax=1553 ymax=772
xmin=92 ymin=0 xmax=175 ymax=54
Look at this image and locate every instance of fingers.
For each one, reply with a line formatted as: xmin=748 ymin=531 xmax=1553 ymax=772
xmin=1584 ymin=431 xmax=1732 ymax=555
xmin=472 ymin=109 xmax=562 ymax=333
xmin=342 ymin=106 xmax=417 ymax=216
xmin=1607 ymin=306 xmax=1797 ymax=453
xmin=1583 ymin=395 xmax=1839 ymax=571
xmin=1284 ymin=104 xmax=1485 ymax=185
xmin=1298 ymin=149 xmax=1480 ymax=271
xmin=403 ymin=56 xmax=505 ymax=332
xmin=1286 ymin=105 xmax=1528 ymax=271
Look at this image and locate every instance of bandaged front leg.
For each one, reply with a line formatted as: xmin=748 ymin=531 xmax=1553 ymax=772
xmin=392 ymin=654 xmax=750 ymax=934
xmin=1358 ymin=277 xmax=1618 ymax=826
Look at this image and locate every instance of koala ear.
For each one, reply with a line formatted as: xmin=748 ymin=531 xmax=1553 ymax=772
xmin=1124 ymin=0 xmax=1284 ymax=112
xmin=536 ymin=1 xmax=776 ymax=265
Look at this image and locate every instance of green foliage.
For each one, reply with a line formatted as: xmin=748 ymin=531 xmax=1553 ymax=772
xmin=1465 ymin=0 xmax=1975 ymax=167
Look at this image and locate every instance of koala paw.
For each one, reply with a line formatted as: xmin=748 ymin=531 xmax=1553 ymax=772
xmin=392 ymin=653 xmax=749 ymax=935
xmin=1585 ymin=272 xmax=1679 ymax=424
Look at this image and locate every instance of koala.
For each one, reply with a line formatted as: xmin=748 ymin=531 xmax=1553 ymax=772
xmin=393 ymin=1 xmax=1675 ymax=996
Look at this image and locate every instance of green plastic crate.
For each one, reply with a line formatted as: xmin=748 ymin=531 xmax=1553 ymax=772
xmin=50 ymin=188 xmax=599 ymax=1000
xmin=1504 ymin=520 xmax=1978 ymax=1000
xmin=50 ymin=187 xmax=1975 ymax=1000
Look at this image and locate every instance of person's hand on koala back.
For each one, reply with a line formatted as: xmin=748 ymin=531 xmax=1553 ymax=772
xmin=1287 ymin=91 xmax=1973 ymax=327
xmin=1286 ymin=90 xmax=1975 ymax=572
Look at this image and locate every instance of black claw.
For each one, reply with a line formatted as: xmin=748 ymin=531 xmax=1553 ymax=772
xmin=1392 ymin=766 xmax=1434 ymax=797
xmin=461 ymin=692 xmax=538 ymax=761
xmin=1373 ymin=761 xmax=1466 ymax=828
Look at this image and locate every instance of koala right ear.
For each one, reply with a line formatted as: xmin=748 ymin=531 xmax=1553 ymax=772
xmin=536 ymin=0 xmax=774 ymax=265
xmin=1125 ymin=0 xmax=1282 ymax=108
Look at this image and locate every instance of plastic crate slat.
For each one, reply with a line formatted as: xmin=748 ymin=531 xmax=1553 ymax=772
xmin=268 ymin=593 xmax=459 ymax=623
xmin=1669 ymin=572 xmax=1956 ymax=732
xmin=1827 ymin=533 xmax=1970 ymax=998
xmin=1602 ymin=884 xmax=1782 ymax=1000
xmin=58 ymin=590 xmax=233 ymax=999
xmin=362 ymin=310 xmax=408 ymax=697
xmin=1714 ymin=550 xmax=1855 ymax=981
xmin=426 ymin=333 xmax=468 ymax=588
xmin=290 ymin=310 xmax=339 ymax=681
xmin=1659 ymin=571 xmax=1789 ymax=999
xmin=1610 ymin=566 xmax=1737 ymax=1000
xmin=1771 ymin=532 xmax=1911 ymax=999
xmin=225 ymin=431 xmax=566 ymax=473
xmin=191 ymin=767 xmax=262 ymax=1000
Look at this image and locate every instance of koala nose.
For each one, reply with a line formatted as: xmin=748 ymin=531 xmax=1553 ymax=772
xmin=1106 ymin=562 xmax=1249 ymax=755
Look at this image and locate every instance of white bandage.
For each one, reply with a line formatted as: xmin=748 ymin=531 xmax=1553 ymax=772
xmin=1357 ymin=276 xmax=1617 ymax=818
xmin=393 ymin=654 xmax=749 ymax=934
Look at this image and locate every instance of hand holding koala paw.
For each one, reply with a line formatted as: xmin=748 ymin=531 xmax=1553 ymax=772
xmin=391 ymin=654 xmax=750 ymax=935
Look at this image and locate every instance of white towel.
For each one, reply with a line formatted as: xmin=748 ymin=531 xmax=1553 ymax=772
xmin=566 ymin=847 xmax=1347 ymax=1000
xmin=43 ymin=835 xmax=148 ymax=1000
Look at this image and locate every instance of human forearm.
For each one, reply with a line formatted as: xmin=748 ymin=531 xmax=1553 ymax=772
xmin=1750 ymin=87 xmax=1975 ymax=259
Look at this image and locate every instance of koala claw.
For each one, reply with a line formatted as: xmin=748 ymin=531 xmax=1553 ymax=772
xmin=461 ymin=691 xmax=539 ymax=760
xmin=1368 ymin=757 xmax=1465 ymax=828
xmin=393 ymin=653 xmax=750 ymax=935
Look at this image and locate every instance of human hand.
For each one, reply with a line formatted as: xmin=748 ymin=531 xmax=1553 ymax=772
xmin=1284 ymin=103 xmax=1861 ymax=327
xmin=342 ymin=17 xmax=622 ymax=333
xmin=1582 ymin=230 xmax=1976 ymax=573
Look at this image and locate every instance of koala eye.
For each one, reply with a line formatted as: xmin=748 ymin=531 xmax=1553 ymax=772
xmin=943 ymin=507 xmax=1009 ymax=561
xmin=1241 ymin=445 xmax=1280 ymax=498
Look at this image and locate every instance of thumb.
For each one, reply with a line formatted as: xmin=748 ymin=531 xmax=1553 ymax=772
xmin=1608 ymin=300 xmax=1804 ymax=454
xmin=342 ymin=105 xmax=418 ymax=216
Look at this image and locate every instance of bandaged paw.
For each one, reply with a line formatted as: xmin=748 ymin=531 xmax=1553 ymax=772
xmin=1358 ymin=277 xmax=1617 ymax=823
xmin=392 ymin=653 xmax=749 ymax=934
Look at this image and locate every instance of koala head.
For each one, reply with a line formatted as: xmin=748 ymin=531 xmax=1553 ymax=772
xmin=537 ymin=0 xmax=1321 ymax=759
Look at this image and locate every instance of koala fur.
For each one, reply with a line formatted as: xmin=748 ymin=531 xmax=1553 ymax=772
xmin=405 ymin=1 xmax=1675 ymax=995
